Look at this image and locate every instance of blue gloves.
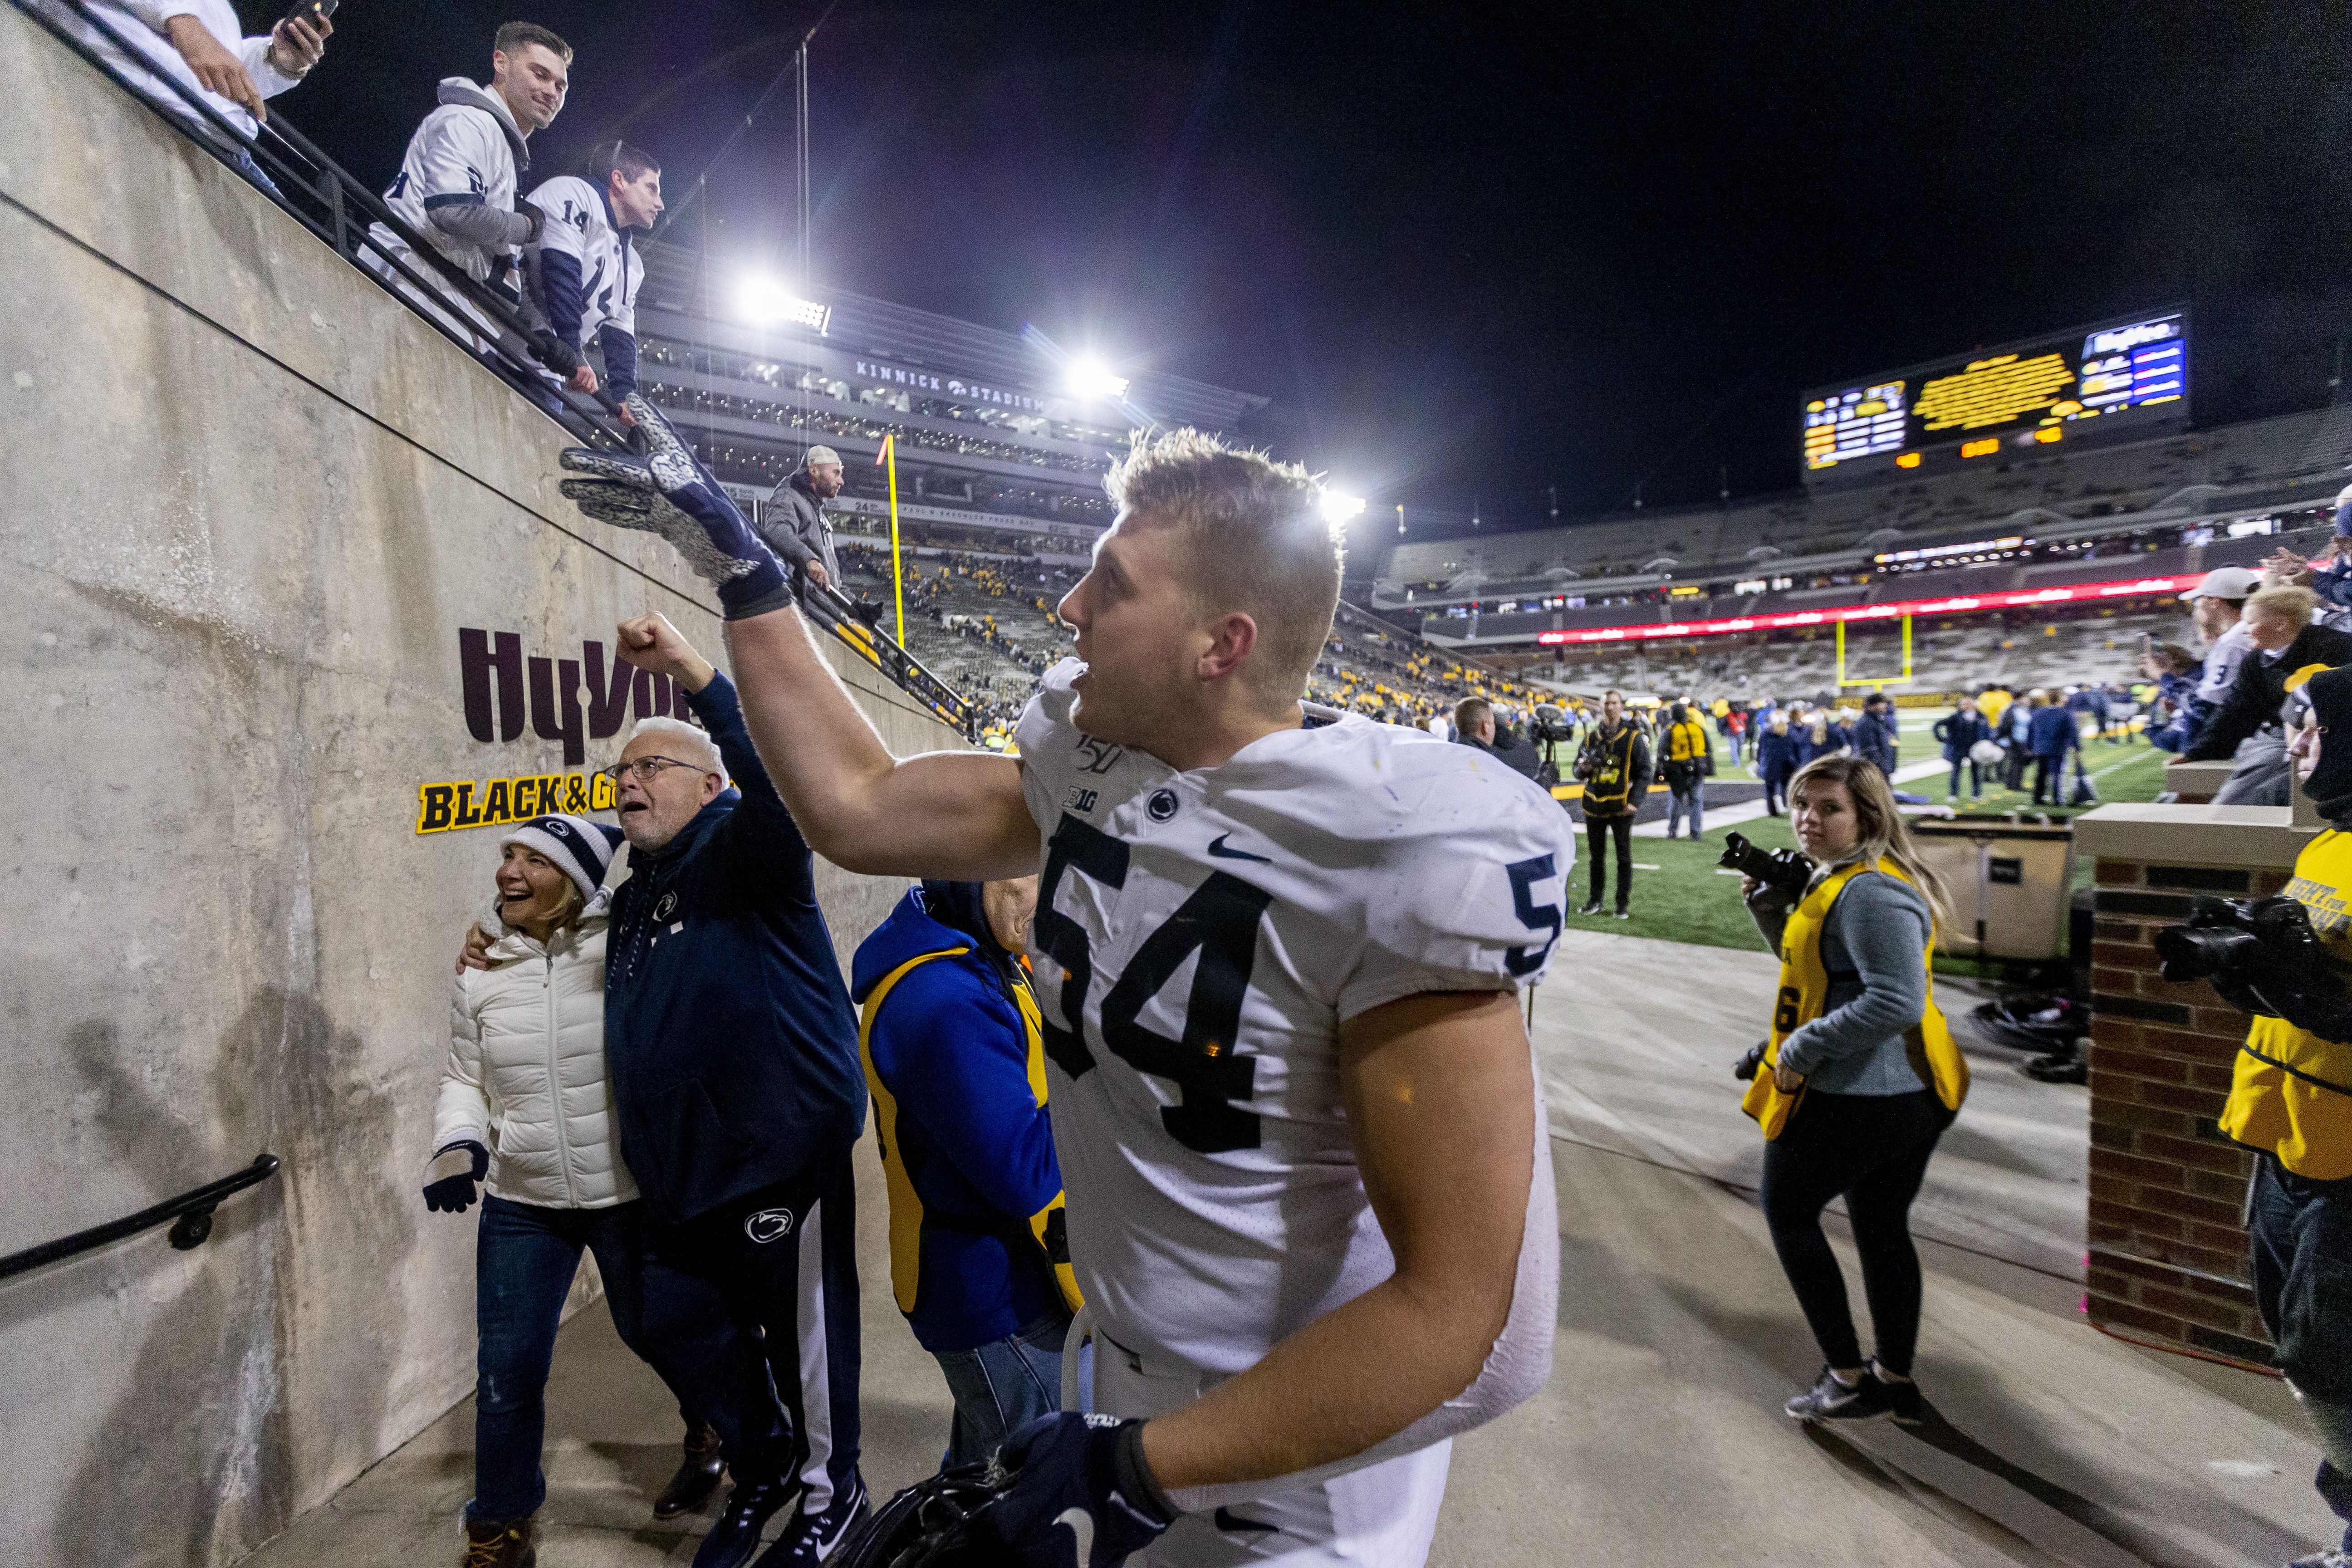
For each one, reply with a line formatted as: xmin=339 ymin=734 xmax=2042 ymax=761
xmin=976 ymin=1414 xmax=1177 ymax=1568
xmin=559 ymin=395 xmax=794 ymax=620
xmin=421 ymin=1140 xmax=490 ymax=1213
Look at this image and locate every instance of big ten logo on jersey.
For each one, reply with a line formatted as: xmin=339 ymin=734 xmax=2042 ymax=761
xmin=1063 ymin=786 xmax=1099 ymax=814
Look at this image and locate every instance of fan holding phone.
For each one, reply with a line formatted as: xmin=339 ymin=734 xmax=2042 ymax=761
xmin=69 ymin=0 xmax=333 ymax=147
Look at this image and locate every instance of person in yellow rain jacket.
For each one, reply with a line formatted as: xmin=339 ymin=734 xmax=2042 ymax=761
xmin=2194 ymin=666 xmax=2352 ymax=1567
xmin=852 ymin=877 xmax=1085 ymax=1469
xmin=1738 ymin=755 xmax=1966 ymax=1428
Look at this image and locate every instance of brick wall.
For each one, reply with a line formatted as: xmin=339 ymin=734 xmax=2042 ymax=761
xmin=2086 ymin=857 xmax=2285 ymax=1368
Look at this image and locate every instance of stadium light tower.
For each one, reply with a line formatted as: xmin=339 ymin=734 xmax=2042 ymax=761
xmin=735 ymin=274 xmax=831 ymax=333
xmin=1320 ymin=491 xmax=1366 ymax=526
xmin=1067 ymin=356 xmax=1131 ymax=401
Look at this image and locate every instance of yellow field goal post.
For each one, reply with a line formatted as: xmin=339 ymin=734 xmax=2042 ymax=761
xmin=1834 ymin=614 xmax=1913 ymax=692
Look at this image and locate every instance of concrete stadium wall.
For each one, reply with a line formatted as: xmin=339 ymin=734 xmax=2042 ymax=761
xmin=0 ymin=10 xmax=961 ymax=1564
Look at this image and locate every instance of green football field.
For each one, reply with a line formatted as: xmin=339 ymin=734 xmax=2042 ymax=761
xmin=1554 ymin=707 xmax=2172 ymax=956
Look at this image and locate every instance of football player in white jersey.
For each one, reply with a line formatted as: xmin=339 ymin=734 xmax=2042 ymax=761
xmin=520 ymin=140 xmax=660 ymax=408
xmin=563 ymin=402 xmax=1570 ymax=1568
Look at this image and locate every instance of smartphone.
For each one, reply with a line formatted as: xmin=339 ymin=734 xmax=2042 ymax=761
xmin=280 ymin=0 xmax=335 ymax=30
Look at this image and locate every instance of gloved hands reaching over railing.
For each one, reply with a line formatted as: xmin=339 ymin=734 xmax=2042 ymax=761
xmin=422 ymin=1141 xmax=490 ymax=1213
xmin=558 ymin=394 xmax=794 ymax=620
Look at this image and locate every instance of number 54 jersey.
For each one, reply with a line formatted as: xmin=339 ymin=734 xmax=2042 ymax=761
xmin=1014 ymin=660 xmax=1574 ymax=1379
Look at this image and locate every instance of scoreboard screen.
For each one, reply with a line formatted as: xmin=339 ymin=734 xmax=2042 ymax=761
xmin=1802 ymin=309 xmax=2187 ymax=485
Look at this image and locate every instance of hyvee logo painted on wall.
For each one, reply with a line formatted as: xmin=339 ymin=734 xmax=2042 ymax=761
xmin=414 ymin=627 xmax=687 ymax=836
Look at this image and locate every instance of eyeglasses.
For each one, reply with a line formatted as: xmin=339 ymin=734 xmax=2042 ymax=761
xmin=600 ymin=756 xmax=699 ymax=786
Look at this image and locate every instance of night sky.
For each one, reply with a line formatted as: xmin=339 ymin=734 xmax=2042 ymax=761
xmin=283 ymin=1 xmax=2351 ymax=544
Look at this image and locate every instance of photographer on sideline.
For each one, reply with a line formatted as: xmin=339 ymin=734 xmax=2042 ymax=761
xmin=2169 ymin=667 xmax=2352 ymax=1567
xmin=1658 ymin=701 xmax=1713 ymax=842
xmin=1738 ymin=756 xmax=1968 ymax=1425
xmin=1576 ymin=690 xmax=1649 ymax=918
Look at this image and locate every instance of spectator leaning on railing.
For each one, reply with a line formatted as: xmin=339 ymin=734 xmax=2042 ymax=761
xmin=2187 ymin=585 xmax=2352 ymax=808
xmin=519 ymin=138 xmax=660 ymax=412
xmin=365 ymin=21 xmax=572 ymax=347
xmin=759 ymin=446 xmax=847 ymax=595
xmin=56 ymin=0 xmax=330 ymax=191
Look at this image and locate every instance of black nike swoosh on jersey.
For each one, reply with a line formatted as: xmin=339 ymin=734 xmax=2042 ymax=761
xmin=1214 ymin=1508 xmax=1278 ymax=1534
xmin=1205 ymin=833 xmax=1273 ymax=863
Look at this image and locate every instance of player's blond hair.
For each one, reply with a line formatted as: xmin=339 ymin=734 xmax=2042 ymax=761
xmin=1103 ymin=428 xmax=1341 ymax=704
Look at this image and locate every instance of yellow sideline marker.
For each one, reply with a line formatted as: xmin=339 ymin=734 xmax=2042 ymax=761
xmin=879 ymin=434 xmax=907 ymax=645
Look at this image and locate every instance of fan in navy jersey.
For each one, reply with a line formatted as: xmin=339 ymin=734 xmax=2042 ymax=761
xmin=564 ymin=400 xmax=1569 ymax=1568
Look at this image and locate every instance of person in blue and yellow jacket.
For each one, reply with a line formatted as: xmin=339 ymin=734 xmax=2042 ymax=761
xmin=852 ymin=877 xmax=1085 ymax=1469
xmin=2200 ymin=664 xmax=2352 ymax=1566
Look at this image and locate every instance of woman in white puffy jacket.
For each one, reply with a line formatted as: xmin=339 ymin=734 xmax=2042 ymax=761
xmin=425 ymin=813 xmax=658 ymax=1565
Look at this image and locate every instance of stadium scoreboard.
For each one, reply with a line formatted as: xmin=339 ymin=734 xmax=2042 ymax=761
xmin=1801 ymin=308 xmax=2187 ymax=485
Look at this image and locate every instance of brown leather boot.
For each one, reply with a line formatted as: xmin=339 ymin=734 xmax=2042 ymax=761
xmin=652 ymin=1421 xmax=726 ymax=1519
xmin=460 ymin=1514 xmax=537 ymax=1568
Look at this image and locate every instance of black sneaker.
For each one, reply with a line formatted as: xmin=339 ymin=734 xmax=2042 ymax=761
xmin=751 ymin=1474 xmax=868 ymax=1567
xmin=1869 ymin=1361 xmax=1925 ymax=1426
xmin=1579 ymin=900 xmax=1603 ymax=916
xmin=1613 ymin=907 xmax=1632 ymax=921
xmin=2021 ymin=1053 xmax=2087 ymax=1085
xmin=1784 ymin=1366 xmax=1891 ymax=1422
xmin=692 ymin=1478 xmax=797 ymax=1568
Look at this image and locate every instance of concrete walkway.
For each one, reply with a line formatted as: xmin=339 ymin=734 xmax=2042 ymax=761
xmin=242 ymin=935 xmax=2336 ymax=1568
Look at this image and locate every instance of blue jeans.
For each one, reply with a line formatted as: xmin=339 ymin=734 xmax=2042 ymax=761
xmin=2249 ymin=1158 xmax=2352 ymax=1546
xmin=931 ymin=1312 xmax=1072 ymax=1469
xmin=1948 ymin=759 xmax=1982 ymax=798
xmin=1667 ymin=781 xmax=1704 ymax=838
xmin=471 ymin=1196 xmax=650 ymax=1524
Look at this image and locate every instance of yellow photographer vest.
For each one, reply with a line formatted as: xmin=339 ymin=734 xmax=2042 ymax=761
xmin=859 ymin=948 xmax=1085 ymax=1317
xmin=1583 ymin=725 xmax=1638 ymax=816
xmin=1667 ymin=720 xmax=1710 ymax=765
xmin=1742 ymin=857 xmax=1969 ymax=1140
xmin=2220 ymin=829 xmax=2352 ymax=1180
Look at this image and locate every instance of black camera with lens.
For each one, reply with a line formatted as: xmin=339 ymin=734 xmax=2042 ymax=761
xmin=1719 ymin=830 xmax=1813 ymax=906
xmin=2152 ymin=895 xmax=2325 ymax=987
xmin=1530 ymin=703 xmax=1577 ymax=745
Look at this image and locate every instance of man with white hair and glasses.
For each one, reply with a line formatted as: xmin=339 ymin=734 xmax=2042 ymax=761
xmin=596 ymin=620 xmax=874 ymax=1568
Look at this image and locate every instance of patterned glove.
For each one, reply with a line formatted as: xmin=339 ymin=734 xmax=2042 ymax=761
xmin=975 ymin=1414 xmax=1177 ymax=1568
xmin=558 ymin=395 xmax=793 ymax=619
xmin=421 ymin=1141 xmax=490 ymax=1214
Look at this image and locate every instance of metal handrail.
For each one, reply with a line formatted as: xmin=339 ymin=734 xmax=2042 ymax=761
xmin=11 ymin=0 xmax=975 ymax=737
xmin=0 ymin=1154 xmax=280 ymax=1280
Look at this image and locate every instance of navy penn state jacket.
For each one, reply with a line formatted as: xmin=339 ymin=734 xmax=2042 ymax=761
xmin=603 ymin=671 xmax=865 ymax=1224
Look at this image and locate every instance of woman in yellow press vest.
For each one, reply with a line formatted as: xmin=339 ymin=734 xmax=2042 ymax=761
xmin=1740 ymin=755 xmax=1967 ymax=1425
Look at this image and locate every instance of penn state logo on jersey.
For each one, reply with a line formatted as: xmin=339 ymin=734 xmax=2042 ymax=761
xmin=743 ymin=1206 xmax=794 ymax=1243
